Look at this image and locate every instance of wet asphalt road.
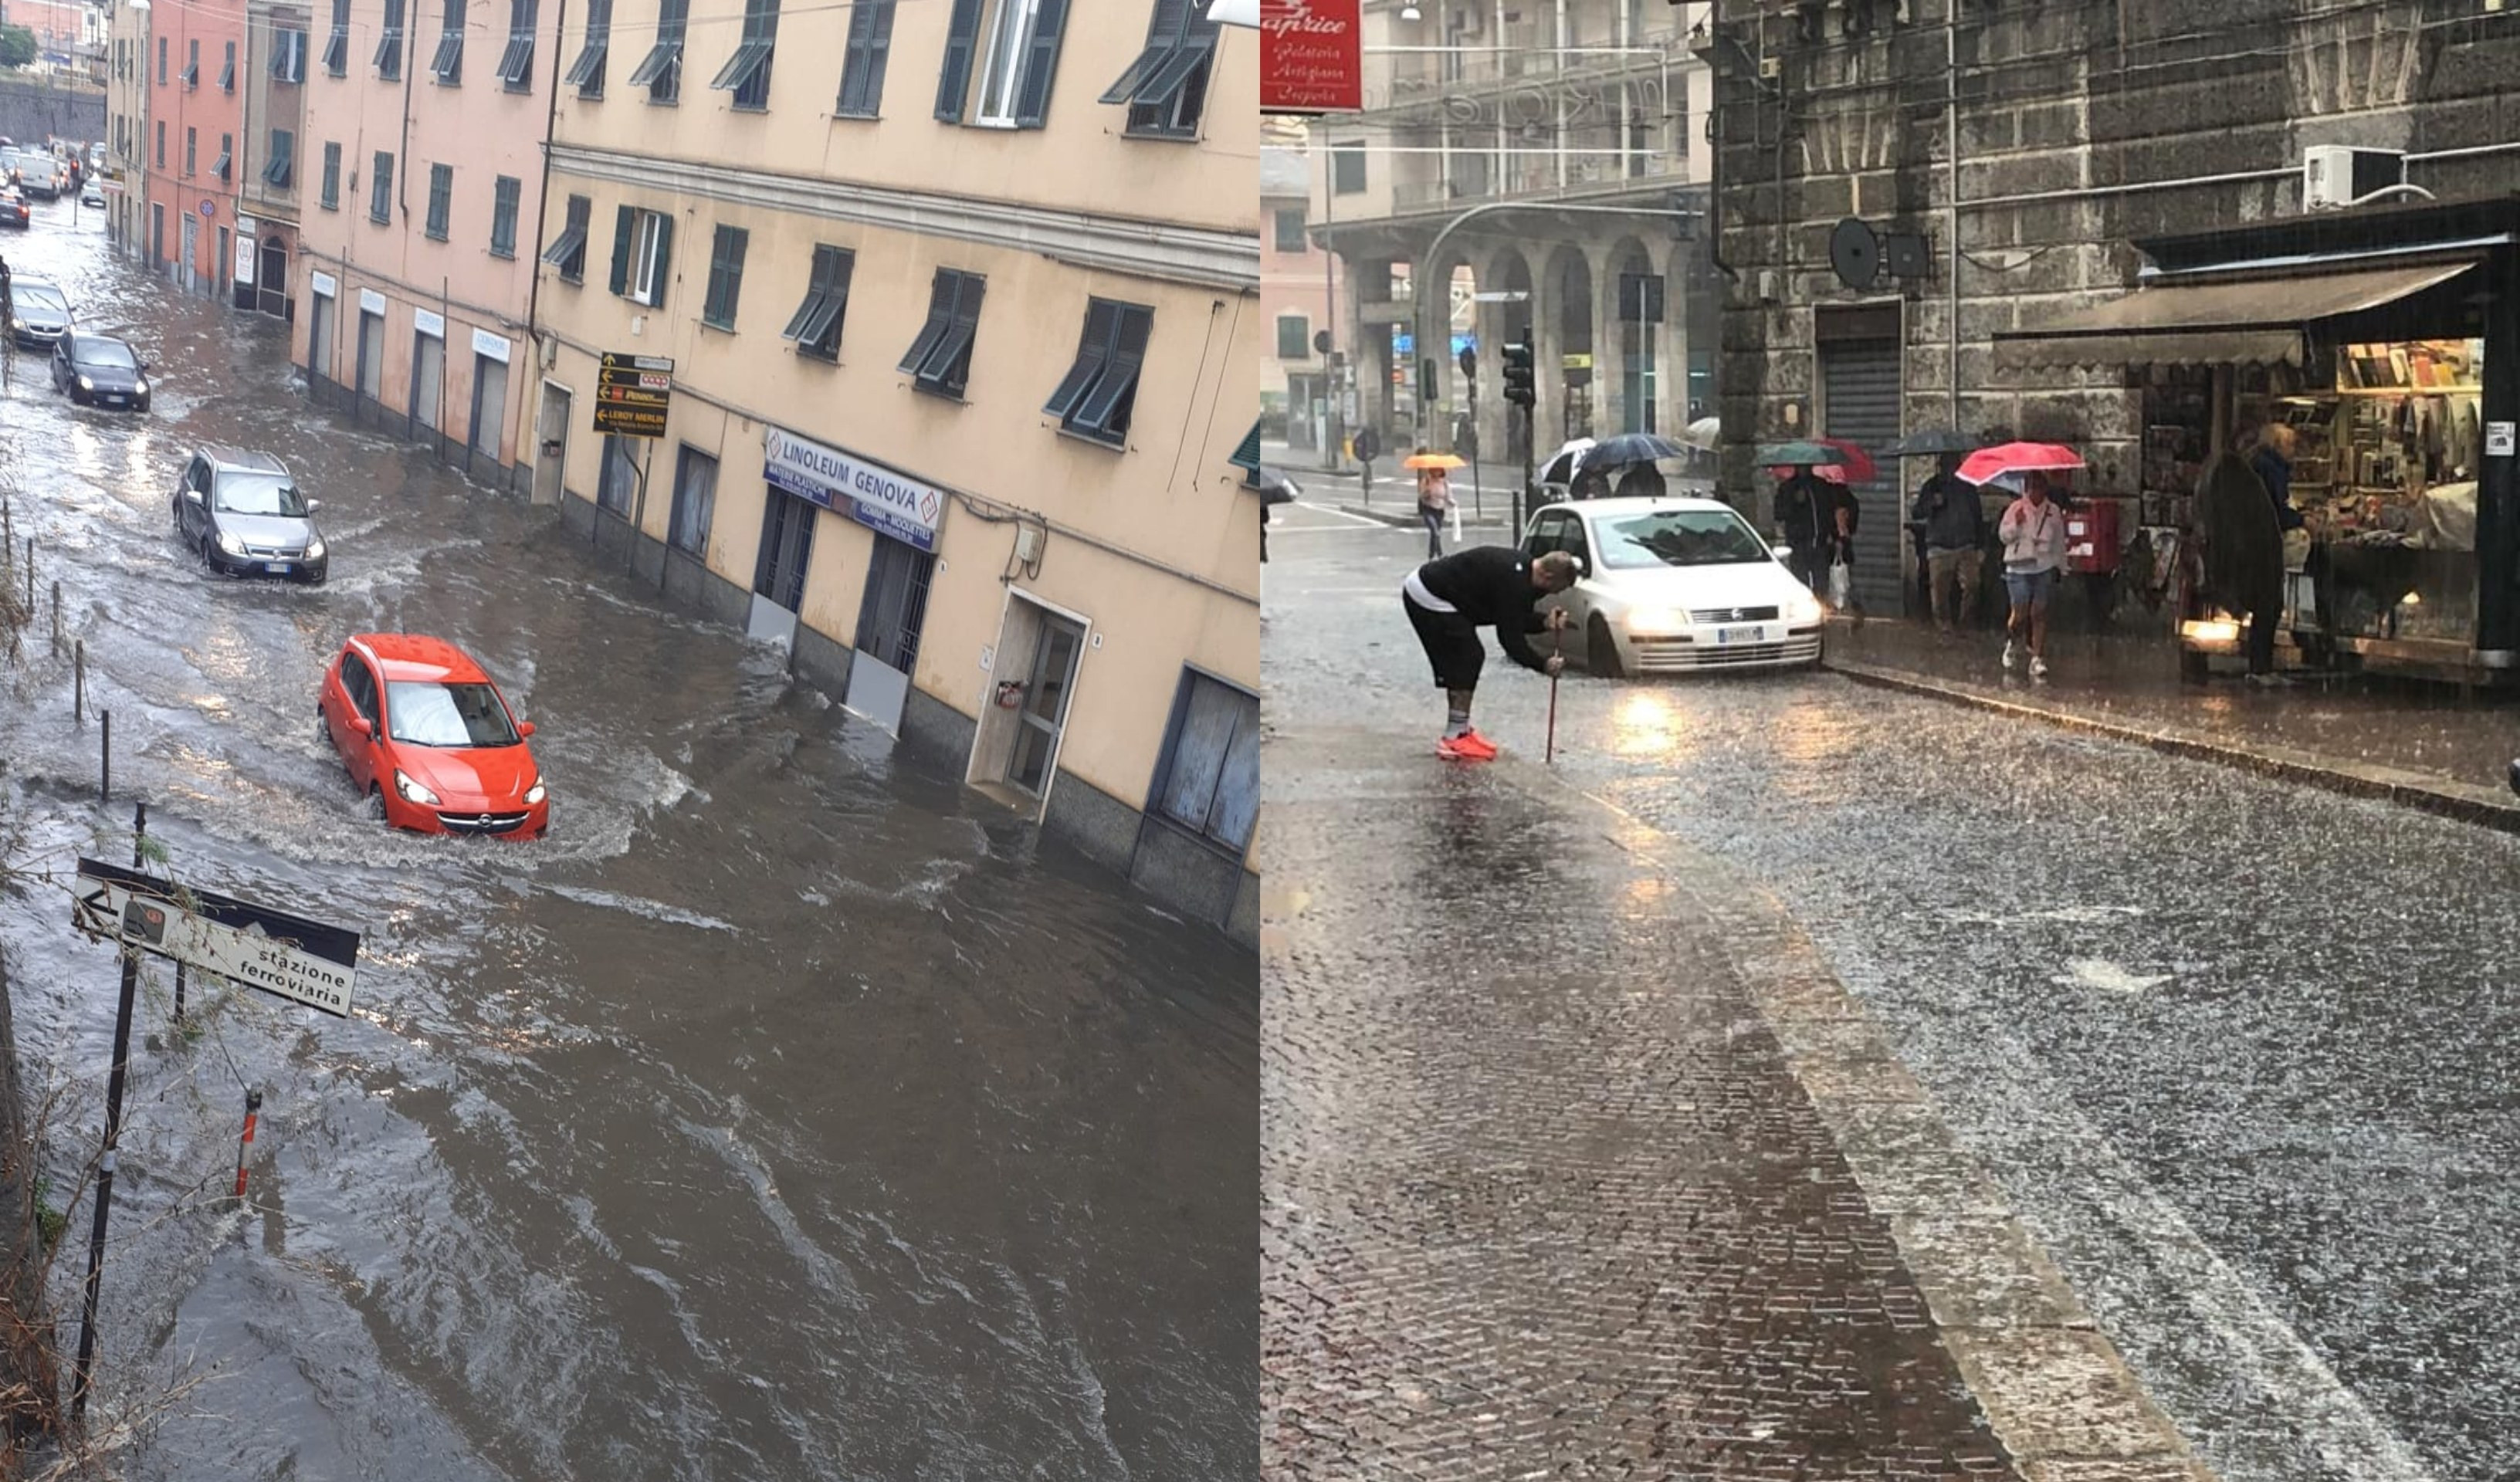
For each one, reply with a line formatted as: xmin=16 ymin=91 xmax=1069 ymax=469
xmin=1263 ymin=504 xmax=2520 ymax=1482
xmin=0 ymin=201 xmax=1255 ymax=1478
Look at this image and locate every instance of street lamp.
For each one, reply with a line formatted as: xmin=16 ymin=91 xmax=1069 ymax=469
xmin=1399 ymin=2 xmax=1423 ymax=17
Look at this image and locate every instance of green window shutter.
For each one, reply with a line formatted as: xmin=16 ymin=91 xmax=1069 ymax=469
xmin=932 ymin=0 xmax=981 ymax=122
xmin=609 ymin=205 xmax=634 ymax=295
xmin=1011 ymin=0 xmax=1069 ymax=128
xmin=652 ymin=217 xmax=672 ymax=303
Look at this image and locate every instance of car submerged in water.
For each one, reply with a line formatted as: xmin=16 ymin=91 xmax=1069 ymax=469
xmin=172 ymin=446 xmax=330 ymax=581
xmin=51 ymin=333 xmax=151 ymax=411
xmin=320 ymin=634 xmax=550 ymax=838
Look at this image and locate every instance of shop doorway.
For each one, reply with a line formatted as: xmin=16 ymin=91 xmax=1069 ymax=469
xmin=469 ymin=350 xmax=510 ymax=476
xmin=413 ymin=329 xmax=444 ymax=434
xmin=150 ymin=201 xmax=164 ymax=267
xmin=748 ymin=488 xmax=816 ymax=649
xmin=217 ymin=225 xmax=233 ymax=303
xmin=843 ymin=534 xmax=934 ymax=736
xmin=307 ymin=288 xmax=334 ymax=383
xmin=257 ymin=235 xmax=287 ymax=317
xmin=179 ymin=214 xmax=198 ymax=294
xmin=1005 ymin=616 xmax=1083 ymax=796
xmin=355 ymin=308 xmax=384 ymax=407
xmin=967 ymin=594 xmax=1088 ymax=812
xmin=1817 ymin=308 xmax=1905 ymax=615
xmin=533 ymin=382 xmax=570 ymax=506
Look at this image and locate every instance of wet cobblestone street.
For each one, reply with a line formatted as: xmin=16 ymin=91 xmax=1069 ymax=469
xmin=1260 ymin=506 xmax=2520 ymax=1482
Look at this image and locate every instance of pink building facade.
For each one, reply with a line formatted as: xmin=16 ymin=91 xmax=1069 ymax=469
xmin=141 ymin=0 xmax=250 ymax=296
xmin=1262 ymin=147 xmax=1337 ymax=458
xmin=291 ymin=0 xmax=563 ymax=489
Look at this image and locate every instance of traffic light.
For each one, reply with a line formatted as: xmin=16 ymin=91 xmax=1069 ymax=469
xmin=1502 ymin=341 xmax=1536 ymax=408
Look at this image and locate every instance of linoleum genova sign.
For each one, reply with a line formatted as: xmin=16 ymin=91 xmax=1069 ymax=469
xmin=762 ymin=426 xmax=943 ymax=553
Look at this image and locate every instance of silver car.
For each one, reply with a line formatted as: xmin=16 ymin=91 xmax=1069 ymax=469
xmin=173 ymin=446 xmax=331 ymax=584
xmin=8 ymin=277 xmax=73 ymax=348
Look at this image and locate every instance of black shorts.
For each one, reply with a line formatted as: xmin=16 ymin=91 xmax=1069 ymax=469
xmin=1406 ymin=594 xmax=1485 ymax=690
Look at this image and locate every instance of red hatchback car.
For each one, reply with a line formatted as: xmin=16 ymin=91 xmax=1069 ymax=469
xmin=319 ymin=634 xmax=550 ymax=838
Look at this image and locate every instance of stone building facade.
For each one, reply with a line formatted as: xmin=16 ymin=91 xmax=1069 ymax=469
xmin=1705 ymin=0 xmax=2520 ymax=641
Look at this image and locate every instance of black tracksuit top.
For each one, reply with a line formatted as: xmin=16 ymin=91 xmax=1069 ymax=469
xmin=1414 ymin=546 xmax=1552 ymax=672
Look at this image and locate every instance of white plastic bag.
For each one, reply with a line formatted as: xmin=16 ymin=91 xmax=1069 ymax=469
xmin=1448 ymin=502 xmax=1463 ymax=544
xmin=1827 ymin=560 xmax=1852 ymax=607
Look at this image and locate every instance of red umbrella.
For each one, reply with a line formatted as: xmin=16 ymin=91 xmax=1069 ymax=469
xmin=1957 ymin=442 xmax=2084 ymax=486
xmin=1816 ymin=438 xmax=1877 ymax=483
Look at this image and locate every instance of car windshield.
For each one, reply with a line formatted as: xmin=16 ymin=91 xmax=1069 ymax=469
xmin=214 ymin=472 xmax=307 ymax=517
xmin=16 ymin=284 xmax=66 ymax=313
xmin=76 ymin=340 xmax=137 ymax=370
xmin=385 ymin=681 xmax=521 ymax=748
xmin=1589 ymin=509 xmax=1772 ymax=569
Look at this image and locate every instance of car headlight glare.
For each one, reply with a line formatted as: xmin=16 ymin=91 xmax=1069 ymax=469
xmin=1624 ymin=605 xmax=1687 ymax=637
xmin=306 ymin=537 xmax=326 ymax=559
xmin=76 ymin=374 xmax=91 ymax=390
xmin=1787 ymin=593 xmax=1825 ymax=624
xmin=133 ymin=377 xmax=147 ymax=394
xmin=394 ymin=769 xmax=442 ymax=807
xmin=216 ymin=530 xmax=245 ymax=555
xmin=523 ymin=779 xmax=547 ymax=806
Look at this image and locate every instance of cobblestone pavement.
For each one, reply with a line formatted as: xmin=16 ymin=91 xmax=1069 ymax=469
xmin=1263 ymin=726 xmax=2032 ymax=1479
xmin=1260 ymin=513 xmax=2519 ymax=1482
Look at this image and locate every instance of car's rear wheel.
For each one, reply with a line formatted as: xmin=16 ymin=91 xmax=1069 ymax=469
xmin=1588 ymin=616 xmax=1626 ymax=680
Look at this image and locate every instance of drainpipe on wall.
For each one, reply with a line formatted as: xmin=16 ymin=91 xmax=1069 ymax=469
xmin=514 ymin=0 xmax=566 ymax=497
xmin=1946 ymin=0 xmax=1959 ymax=426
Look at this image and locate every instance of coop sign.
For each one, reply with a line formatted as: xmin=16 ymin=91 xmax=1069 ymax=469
xmin=763 ymin=425 xmax=943 ymax=553
xmin=71 ymin=858 xmax=362 ymax=1017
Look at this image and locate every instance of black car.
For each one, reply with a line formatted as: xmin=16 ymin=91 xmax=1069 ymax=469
xmin=0 ymin=186 xmax=26 ymax=230
xmin=51 ymin=333 xmax=151 ymax=411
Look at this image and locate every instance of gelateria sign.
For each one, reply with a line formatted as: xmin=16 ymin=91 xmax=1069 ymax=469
xmin=762 ymin=425 xmax=943 ymax=553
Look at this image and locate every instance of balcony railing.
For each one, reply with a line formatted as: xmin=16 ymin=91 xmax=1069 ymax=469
xmin=1390 ymin=145 xmax=1690 ymax=212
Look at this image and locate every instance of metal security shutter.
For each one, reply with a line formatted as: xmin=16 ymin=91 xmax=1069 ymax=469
xmin=1819 ymin=339 xmax=1905 ymax=614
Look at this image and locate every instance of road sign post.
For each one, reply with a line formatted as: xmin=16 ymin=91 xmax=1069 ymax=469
xmin=594 ymin=354 xmax=674 ymax=578
xmin=66 ymin=842 xmax=362 ymax=1426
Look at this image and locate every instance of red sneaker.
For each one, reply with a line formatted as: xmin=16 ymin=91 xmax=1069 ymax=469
xmin=1435 ymin=734 xmax=1493 ymax=761
xmin=1452 ymin=729 xmax=1500 ymax=760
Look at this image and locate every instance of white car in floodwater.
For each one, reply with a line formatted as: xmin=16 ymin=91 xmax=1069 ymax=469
xmin=1519 ymin=496 xmax=1827 ymax=678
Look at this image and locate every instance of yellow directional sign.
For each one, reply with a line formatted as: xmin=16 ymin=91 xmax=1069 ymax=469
xmin=593 ymin=352 xmax=675 ymax=438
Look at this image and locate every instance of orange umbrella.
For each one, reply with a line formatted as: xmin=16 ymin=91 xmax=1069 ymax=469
xmin=1402 ymin=452 xmax=1467 ymax=471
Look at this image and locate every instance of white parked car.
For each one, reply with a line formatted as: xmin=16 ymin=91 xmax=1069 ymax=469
xmin=1520 ymin=496 xmax=1826 ymax=677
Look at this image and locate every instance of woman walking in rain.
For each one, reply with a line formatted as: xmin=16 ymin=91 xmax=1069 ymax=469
xmin=1414 ymin=449 xmax=1455 ymax=560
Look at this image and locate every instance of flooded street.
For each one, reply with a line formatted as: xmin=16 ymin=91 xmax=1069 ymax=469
xmin=0 ymin=203 xmax=1255 ymax=1479
xmin=1265 ymin=509 xmax=2520 ymax=1482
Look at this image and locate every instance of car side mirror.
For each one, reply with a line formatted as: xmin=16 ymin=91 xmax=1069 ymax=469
xmin=517 ymin=721 xmax=536 ymax=738
xmin=1773 ymin=544 xmax=1793 ymax=561
xmin=307 ymin=499 xmax=323 ymax=512
xmin=349 ymin=716 xmax=373 ymax=738
xmin=185 ymin=487 xmax=203 ymax=502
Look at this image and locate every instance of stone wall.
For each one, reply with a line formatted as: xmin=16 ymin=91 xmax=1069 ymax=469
xmin=1708 ymin=0 xmax=2520 ymax=509
xmin=0 ymin=76 xmax=103 ymax=148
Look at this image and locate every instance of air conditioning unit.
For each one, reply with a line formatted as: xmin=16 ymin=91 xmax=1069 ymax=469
xmin=2302 ymin=146 xmax=2405 ymax=211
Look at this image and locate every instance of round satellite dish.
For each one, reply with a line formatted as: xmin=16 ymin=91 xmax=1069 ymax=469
xmin=1829 ymin=218 xmax=1882 ymax=291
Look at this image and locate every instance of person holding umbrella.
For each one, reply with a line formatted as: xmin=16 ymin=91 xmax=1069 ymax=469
xmin=1401 ymin=544 xmax=1579 ymax=760
xmin=1915 ymin=452 xmax=1987 ymax=633
xmin=1405 ymin=449 xmax=1465 ymax=558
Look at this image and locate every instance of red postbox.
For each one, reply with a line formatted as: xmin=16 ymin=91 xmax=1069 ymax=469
xmin=2065 ymin=499 xmax=2122 ymax=574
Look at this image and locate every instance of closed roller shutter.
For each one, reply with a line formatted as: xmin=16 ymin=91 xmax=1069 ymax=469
xmin=1819 ymin=338 xmax=1905 ymax=614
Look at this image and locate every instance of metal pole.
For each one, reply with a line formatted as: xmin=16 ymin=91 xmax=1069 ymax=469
xmin=173 ymin=962 xmax=185 ymax=1024
xmin=1519 ymin=404 xmax=1536 ymax=537
xmin=51 ymin=579 xmax=60 ymax=657
xmin=73 ymin=638 xmax=83 ymax=724
xmin=230 ymin=1088 xmax=261 ymax=1199
xmin=99 ymin=709 xmax=109 ymax=801
xmin=71 ymin=800 xmax=147 ymax=1428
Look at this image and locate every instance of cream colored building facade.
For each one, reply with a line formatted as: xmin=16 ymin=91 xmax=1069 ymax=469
xmin=104 ymin=0 xmax=147 ymax=254
xmin=534 ymin=0 xmax=1260 ymax=939
xmin=290 ymin=0 xmax=565 ymax=486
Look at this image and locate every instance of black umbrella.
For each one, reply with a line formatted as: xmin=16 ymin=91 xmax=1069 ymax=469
xmin=1539 ymin=447 xmax=1589 ymax=486
xmin=1882 ymin=428 xmax=1983 ymax=458
xmin=1256 ymin=467 xmax=1301 ymax=506
xmin=1573 ymin=433 xmax=1691 ymax=482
